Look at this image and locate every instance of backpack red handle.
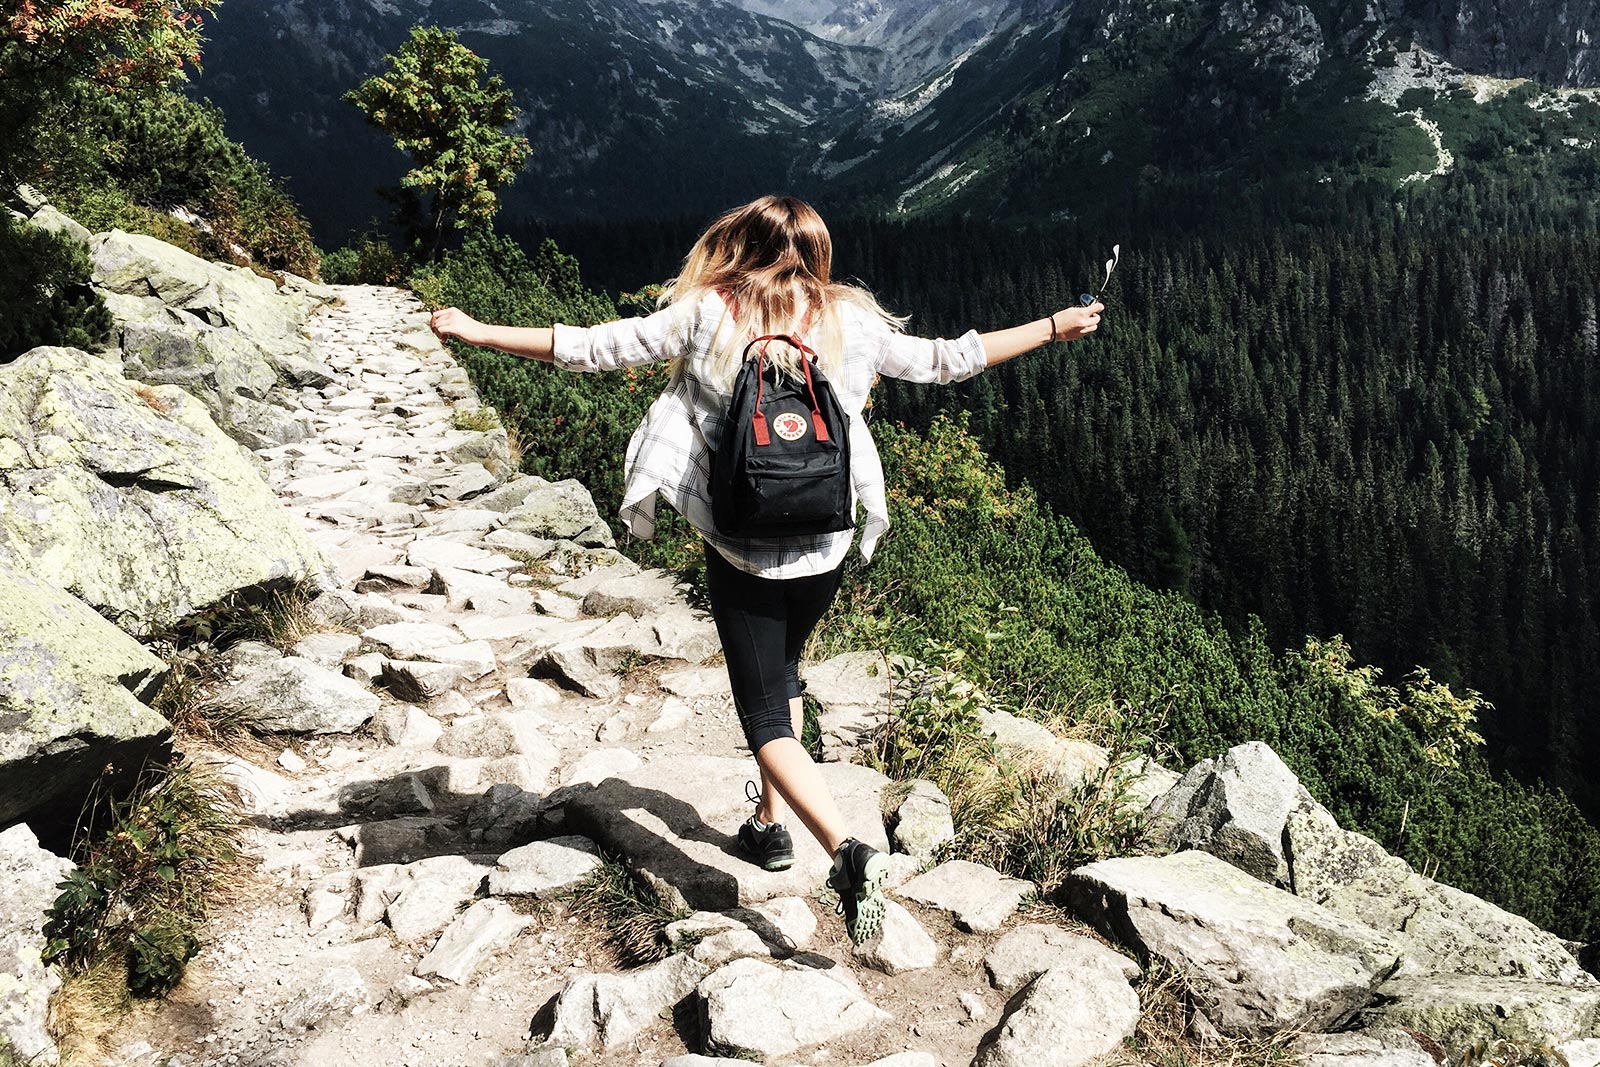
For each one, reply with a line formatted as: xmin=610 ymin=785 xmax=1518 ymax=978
xmin=741 ymin=334 xmax=827 ymax=446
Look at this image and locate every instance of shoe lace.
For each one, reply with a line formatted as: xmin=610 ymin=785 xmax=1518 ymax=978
xmin=745 ymin=779 xmax=761 ymax=805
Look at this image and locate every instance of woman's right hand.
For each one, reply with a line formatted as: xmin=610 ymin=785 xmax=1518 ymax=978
xmin=1051 ymin=301 xmax=1104 ymax=341
xmin=429 ymin=306 xmax=486 ymax=346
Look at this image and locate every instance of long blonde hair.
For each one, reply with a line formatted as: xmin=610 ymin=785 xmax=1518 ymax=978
xmin=657 ymin=194 xmax=910 ymax=390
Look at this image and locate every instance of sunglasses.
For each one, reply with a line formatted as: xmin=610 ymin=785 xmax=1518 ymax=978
xmin=1080 ymin=244 xmax=1120 ymax=307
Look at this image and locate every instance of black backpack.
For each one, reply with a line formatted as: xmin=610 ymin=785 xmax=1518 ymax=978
xmin=711 ymin=333 xmax=853 ymax=538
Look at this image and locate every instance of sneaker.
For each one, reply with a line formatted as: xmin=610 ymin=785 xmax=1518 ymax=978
xmin=826 ymin=837 xmax=890 ymax=944
xmin=737 ymin=780 xmax=795 ymax=872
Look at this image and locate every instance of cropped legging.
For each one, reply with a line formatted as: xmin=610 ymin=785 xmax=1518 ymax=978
xmin=703 ymin=542 xmax=846 ymax=755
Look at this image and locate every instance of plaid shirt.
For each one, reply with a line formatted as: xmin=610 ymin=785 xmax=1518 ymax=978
xmin=551 ymin=290 xmax=989 ymax=578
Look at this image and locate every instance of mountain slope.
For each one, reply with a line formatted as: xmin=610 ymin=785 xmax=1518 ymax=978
xmin=188 ymin=0 xmax=880 ymax=240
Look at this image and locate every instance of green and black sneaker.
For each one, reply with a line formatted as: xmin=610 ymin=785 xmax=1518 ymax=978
xmin=737 ymin=779 xmax=795 ymax=872
xmin=827 ymin=836 xmax=891 ymax=944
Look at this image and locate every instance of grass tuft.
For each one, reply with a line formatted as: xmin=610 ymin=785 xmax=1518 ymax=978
xmin=451 ymin=405 xmax=503 ymax=433
xmin=1127 ymin=962 xmax=1301 ymax=1067
xmin=563 ymin=851 xmax=689 ymax=966
xmin=43 ymin=755 xmax=249 ymax=1003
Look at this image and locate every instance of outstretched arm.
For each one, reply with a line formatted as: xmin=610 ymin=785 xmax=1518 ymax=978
xmin=431 ymin=308 xmax=555 ymax=361
xmin=978 ymin=302 xmax=1103 ymax=368
xmin=428 ymin=303 xmax=691 ymax=371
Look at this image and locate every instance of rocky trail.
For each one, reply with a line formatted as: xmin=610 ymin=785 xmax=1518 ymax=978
xmin=86 ymin=285 xmax=1072 ymax=1067
xmin=4 ymin=205 xmax=1599 ymax=1067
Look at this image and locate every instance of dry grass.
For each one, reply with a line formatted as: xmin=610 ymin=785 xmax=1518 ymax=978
xmin=131 ymin=383 xmax=175 ymax=415
xmin=563 ymin=852 xmax=689 ymax=967
xmin=1117 ymin=963 xmax=1302 ymax=1067
xmin=47 ymin=957 xmax=132 ymax=1066
xmin=450 ymin=405 xmax=503 ymax=433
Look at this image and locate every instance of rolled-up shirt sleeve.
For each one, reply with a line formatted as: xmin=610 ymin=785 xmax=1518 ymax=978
xmin=551 ymin=303 xmax=691 ymax=373
xmin=872 ymin=326 xmax=989 ymax=384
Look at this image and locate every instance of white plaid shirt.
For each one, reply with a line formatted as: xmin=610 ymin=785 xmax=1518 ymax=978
xmin=551 ymin=290 xmax=989 ymax=578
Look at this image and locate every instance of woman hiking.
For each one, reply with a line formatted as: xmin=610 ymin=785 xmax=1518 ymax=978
xmin=428 ymin=194 xmax=1105 ymax=943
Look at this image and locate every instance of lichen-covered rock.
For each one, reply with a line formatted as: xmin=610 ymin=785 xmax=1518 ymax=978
xmin=1359 ymin=973 xmax=1600 ymax=1046
xmin=1068 ymin=850 xmax=1401 ymax=1037
xmin=0 ymin=346 xmax=331 ymax=635
xmin=885 ymin=778 xmax=954 ymax=860
xmin=0 ymin=562 xmax=171 ymax=828
xmin=499 ymin=476 xmax=615 ymax=547
xmin=1287 ymin=793 xmax=1593 ymax=985
xmin=542 ymin=952 xmax=708 ymax=1050
xmin=895 ymin=860 xmax=1035 ymax=933
xmin=0 ymin=824 xmax=76 ymax=1066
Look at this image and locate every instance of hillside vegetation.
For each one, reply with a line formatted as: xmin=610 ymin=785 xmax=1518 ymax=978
xmin=414 ymin=223 xmax=1600 ymax=943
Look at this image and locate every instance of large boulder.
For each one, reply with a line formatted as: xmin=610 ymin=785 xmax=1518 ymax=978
xmin=562 ymin=752 xmax=891 ymax=911
xmin=0 ymin=563 xmax=172 ymax=831
xmin=1286 ymin=795 xmax=1593 ymax=986
xmin=540 ymin=952 xmax=707 ymax=1051
xmin=0 ymin=347 xmax=332 ymax=635
xmin=1147 ymin=741 xmax=1300 ymax=887
xmin=497 ymin=476 xmax=615 ymax=548
xmin=0 ymin=823 xmax=77 ymax=1066
xmin=1067 ymin=850 xmax=1401 ymax=1037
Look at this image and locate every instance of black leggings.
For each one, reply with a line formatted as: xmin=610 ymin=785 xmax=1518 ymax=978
xmin=703 ymin=542 xmax=846 ymax=755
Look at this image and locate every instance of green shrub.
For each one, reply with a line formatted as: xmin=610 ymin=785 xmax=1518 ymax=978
xmin=43 ymin=756 xmax=246 ymax=997
xmin=0 ymin=212 xmax=113 ymax=361
xmin=322 ymin=231 xmax=411 ymax=285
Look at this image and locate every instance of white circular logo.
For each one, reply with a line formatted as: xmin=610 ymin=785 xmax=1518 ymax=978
xmin=773 ymin=412 xmax=808 ymax=441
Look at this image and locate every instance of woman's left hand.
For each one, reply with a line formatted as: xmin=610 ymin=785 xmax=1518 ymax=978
xmin=429 ymin=306 xmax=486 ymax=346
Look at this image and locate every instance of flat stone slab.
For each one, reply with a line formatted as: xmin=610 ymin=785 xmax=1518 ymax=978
xmin=972 ymin=964 xmax=1141 ymax=1067
xmin=698 ymin=958 xmax=891 ymax=1058
xmin=984 ymin=923 xmax=1139 ymax=992
xmin=1068 ymin=850 xmax=1402 ymax=1037
xmin=563 ymin=752 xmax=891 ymax=911
xmin=489 ymin=836 xmax=602 ymax=897
xmin=895 ymin=860 xmax=1035 ymax=932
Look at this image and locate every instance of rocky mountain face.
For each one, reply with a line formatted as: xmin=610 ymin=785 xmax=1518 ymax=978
xmin=4 ymin=192 xmax=1600 ymax=1065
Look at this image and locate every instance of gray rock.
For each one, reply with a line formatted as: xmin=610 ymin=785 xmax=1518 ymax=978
xmin=381 ymin=660 xmax=468 ymax=702
xmin=337 ymin=774 xmax=434 ymax=817
xmin=1359 ymin=973 xmax=1600 ymax=1046
xmin=560 ymin=747 xmax=642 ymax=787
xmin=413 ymin=897 xmax=529 ymax=983
xmin=564 ymin=752 xmax=891 ymax=911
xmin=203 ymin=656 xmax=378 ymax=733
xmin=427 ymin=567 xmax=534 ymax=616
xmin=664 ymin=898 xmax=817 ymax=961
xmin=431 ymin=462 xmax=500 ymax=500
xmin=971 ymin=966 xmax=1141 ymax=1067
xmin=360 ymin=621 xmax=463 ymax=657
xmin=502 ymin=476 xmax=615 ymax=547
xmin=698 ymin=957 xmax=891 ymax=1058
xmin=291 ymin=631 xmax=362 ymax=668
xmin=886 ymin=779 xmax=954 ymax=860
xmin=801 ymin=651 xmax=899 ymax=759
xmin=861 ymin=1054 xmax=938 ymax=1067
xmin=489 ymin=836 xmax=602 ymax=897
xmin=0 ymin=564 xmax=171 ymax=828
xmin=984 ymin=923 xmax=1140 ymax=992
xmin=278 ymin=965 xmax=372 ymax=1032
xmin=581 ymin=569 xmax=682 ymax=617
xmin=1148 ymin=741 xmax=1301 ymax=887
xmin=468 ymin=784 xmax=544 ymax=847
xmin=507 ymin=678 xmax=564 ymax=711
xmin=1286 ymin=792 xmax=1593 ymax=985
xmin=382 ymin=853 xmax=497 ymax=942
xmin=1291 ymin=1029 xmax=1438 ymax=1067
xmin=660 ymin=1057 xmax=751 ymax=1067
xmin=853 ymin=899 xmax=939 ymax=975
xmin=406 ymin=537 xmax=518 ymax=575
xmin=370 ymin=704 xmax=444 ymax=748
xmin=1561 ymin=1039 xmax=1600 ymax=1067
xmin=493 ymin=1050 xmax=569 ymax=1067
xmin=656 ymin=666 xmax=732 ymax=701
xmin=542 ymin=952 xmax=708 ymax=1050
xmin=436 ymin=714 xmax=557 ymax=765
xmin=0 ymin=824 xmax=76 ymax=1066
xmin=1068 ymin=850 xmax=1401 ymax=1036
xmin=0 ymin=347 xmax=331 ymax=635
xmin=976 ymin=707 xmax=1111 ymax=793
xmin=895 ymin=860 xmax=1035 ymax=933
xmin=335 ymin=815 xmax=454 ymax=866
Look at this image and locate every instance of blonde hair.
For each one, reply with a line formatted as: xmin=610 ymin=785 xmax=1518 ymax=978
xmin=657 ymin=194 xmax=910 ymax=390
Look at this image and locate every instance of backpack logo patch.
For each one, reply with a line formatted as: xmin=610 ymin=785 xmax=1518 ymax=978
xmin=773 ymin=412 xmax=808 ymax=441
